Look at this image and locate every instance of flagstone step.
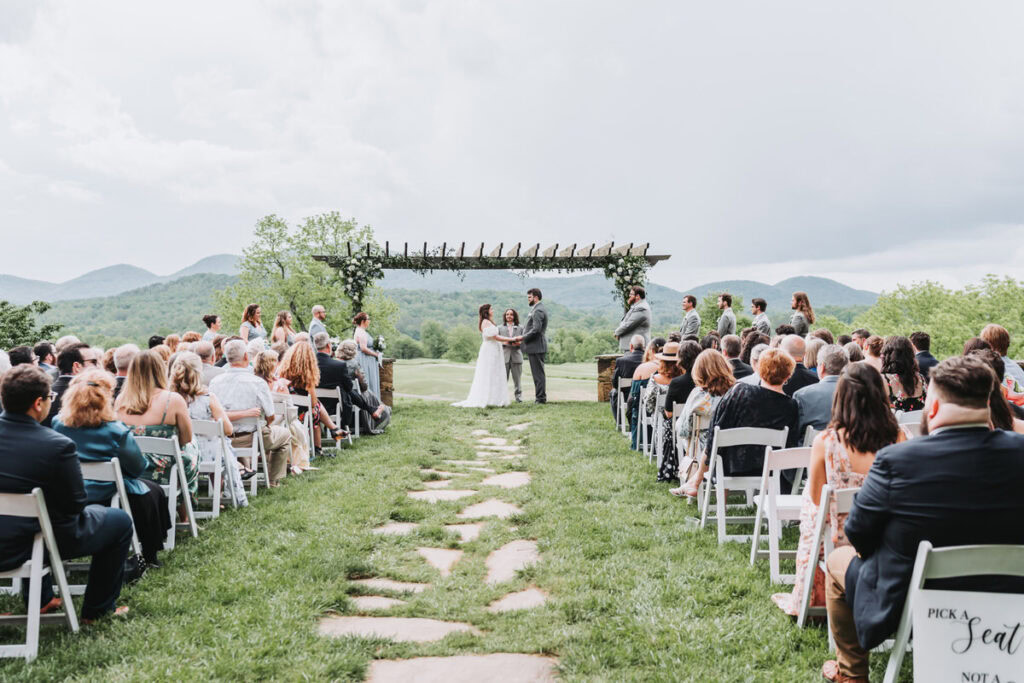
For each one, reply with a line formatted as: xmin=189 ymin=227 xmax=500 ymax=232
xmin=350 ymin=578 xmax=430 ymax=594
xmin=506 ymin=422 xmax=533 ymax=432
xmin=480 ymin=472 xmax=531 ymax=489
xmin=416 ymin=547 xmax=464 ymax=576
xmin=351 ymin=595 xmax=407 ymax=611
xmin=457 ymin=499 xmax=522 ymax=520
xmin=444 ymin=522 xmax=485 ymax=543
xmin=422 ymin=479 xmax=453 ymax=489
xmin=318 ymin=616 xmax=479 ymax=642
xmin=477 ymin=437 xmax=509 ymax=446
xmin=485 ymin=540 xmax=539 ymax=585
xmin=407 ymin=489 xmax=477 ymax=503
xmin=367 ymin=654 xmax=557 ymax=682
xmin=487 ymin=587 xmax=548 ymax=613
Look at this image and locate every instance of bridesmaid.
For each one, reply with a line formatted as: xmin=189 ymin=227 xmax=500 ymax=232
xmin=352 ymin=312 xmax=381 ymax=399
xmin=239 ymin=304 xmax=267 ymax=342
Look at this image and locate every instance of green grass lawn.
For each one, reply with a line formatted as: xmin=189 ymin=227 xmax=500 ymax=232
xmin=0 ymin=401 xmax=911 ymax=681
xmin=394 ymin=360 xmax=597 ymax=402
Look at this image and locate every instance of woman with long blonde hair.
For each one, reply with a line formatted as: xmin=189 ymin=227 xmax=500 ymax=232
xmin=271 ymin=310 xmax=297 ymax=346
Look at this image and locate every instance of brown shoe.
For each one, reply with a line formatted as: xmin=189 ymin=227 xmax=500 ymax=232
xmin=821 ymin=660 xmax=867 ymax=682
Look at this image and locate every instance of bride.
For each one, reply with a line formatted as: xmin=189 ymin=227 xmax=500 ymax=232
xmin=453 ymin=303 xmax=519 ymax=408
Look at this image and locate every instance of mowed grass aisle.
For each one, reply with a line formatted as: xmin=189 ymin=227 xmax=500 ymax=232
xmin=1 ymin=401 xmax=872 ymax=681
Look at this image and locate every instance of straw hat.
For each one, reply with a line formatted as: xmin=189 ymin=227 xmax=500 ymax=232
xmin=655 ymin=341 xmax=681 ymax=362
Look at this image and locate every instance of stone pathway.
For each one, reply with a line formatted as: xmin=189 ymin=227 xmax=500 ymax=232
xmin=325 ymin=422 xmax=554 ymax=680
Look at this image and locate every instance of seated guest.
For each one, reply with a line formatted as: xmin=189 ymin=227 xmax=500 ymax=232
xmin=181 ymin=331 xmax=201 ymax=344
xmin=862 ymin=335 xmax=883 ymax=372
xmin=202 ymin=315 xmax=221 ymax=341
xmin=810 ymin=329 xmax=834 ymax=345
xmin=214 ymin=335 xmax=233 ymax=367
xmin=147 ymin=335 xmax=165 ymax=349
xmin=55 ymin=335 xmax=82 ymax=354
xmin=740 ymin=332 xmax=769 ymax=366
xmin=670 ymin=349 xmax=735 ymax=497
xmin=773 ymin=363 xmax=904 ymax=618
xmin=639 ymin=341 xmax=683 ymax=481
xmin=270 ymin=340 xmax=288 ymax=358
xmin=335 ymin=340 xmax=391 ymax=435
xmin=45 ymin=342 xmax=92 ymax=428
xmin=836 ymin=334 xmax=852 ymax=347
xmin=246 ymin=338 xmax=265 ymax=363
xmin=909 ymin=331 xmax=938 ymax=382
xmin=113 ymin=344 xmax=139 ymax=399
xmin=609 ymin=335 xmax=646 ymax=421
xmin=0 ymin=365 xmax=132 ymax=622
xmin=150 ymin=344 xmax=171 ymax=364
xmin=739 ymin=344 xmax=769 ymax=385
xmin=850 ymin=328 xmax=870 ymax=350
xmin=313 ymin=333 xmax=382 ymax=445
xmin=681 ymin=348 xmax=800 ymax=496
xmin=980 ymin=323 xmax=1024 ymax=388
xmin=632 ymin=337 xmax=665 ymax=381
xmin=164 ymin=334 xmax=181 ymax=353
xmin=116 ymin=351 xmax=200 ymax=506
xmin=721 ymin=334 xmax=752 ymax=379
xmin=751 ymin=298 xmax=771 ymax=336
xmin=629 ymin=338 xmax=665 ymax=450
xmin=699 ymin=333 xmax=720 ymax=351
xmin=880 ymin=336 xmax=926 ymax=412
xmin=967 ymin=349 xmax=1024 ymax=433
xmin=803 ymin=338 xmax=826 ymax=377
xmin=843 ymin=341 xmax=864 ymax=363
xmin=821 ymin=356 xmax=1024 ymax=682
xmin=775 ymin=324 xmax=797 ymax=337
xmin=8 ymin=345 xmax=36 ymax=367
xmin=665 ymin=341 xmax=702 ymax=419
xmin=781 ymin=335 xmax=818 ymax=396
xmin=102 ymin=348 xmax=116 ymax=374
xmin=272 ymin=344 xmax=326 ymax=469
xmin=962 ymin=336 xmax=991 ymax=355
xmin=34 ymin=341 xmax=58 ymax=379
xmin=196 ymin=341 xmax=223 ymax=386
xmin=170 ymin=352 xmax=250 ymax=503
xmin=794 ymin=344 xmax=848 ymax=435
xmin=53 ymin=370 xmax=170 ymax=567
xmin=210 ymin=340 xmax=291 ymax=486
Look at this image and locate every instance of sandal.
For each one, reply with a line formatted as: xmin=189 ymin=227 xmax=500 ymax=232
xmin=821 ymin=660 xmax=867 ymax=682
xmin=83 ymin=605 xmax=129 ymax=625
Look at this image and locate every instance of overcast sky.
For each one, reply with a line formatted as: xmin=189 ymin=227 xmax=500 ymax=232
xmin=3 ymin=1 xmax=1024 ymax=293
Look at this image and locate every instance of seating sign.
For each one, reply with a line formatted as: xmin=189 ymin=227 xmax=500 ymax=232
xmin=913 ymin=589 xmax=1024 ymax=682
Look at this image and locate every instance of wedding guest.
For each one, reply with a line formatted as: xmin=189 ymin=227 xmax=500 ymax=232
xmin=53 ymin=370 xmax=170 ymax=567
xmin=150 ymin=344 xmax=171 ymax=364
xmin=252 ymin=350 xmax=279 ymax=385
xmin=271 ymin=310 xmax=297 ymax=346
xmin=772 ymin=363 xmax=903 ymax=618
xmin=45 ymin=342 xmax=91 ymax=428
xmin=34 ymin=341 xmax=58 ymax=379
xmin=751 ymin=298 xmax=771 ymax=336
xmin=962 ymin=336 xmax=991 ymax=355
xmin=308 ymin=305 xmax=328 ymax=340
xmin=352 ymin=312 xmax=382 ymax=399
xmin=202 ymin=314 xmax=221 ymax=341
xmin=116 ymin=350 xmax=199 ymax=507
xmin=629 ymin=338 xmax=665 ymax=450
xmin=700 ymin=333 xmax=720 ymax=351
xmin=239 ymin=304 xmax=267 ymax=342
xmin=632 ymin=338 xmax=665 ymax=382
xmin=775 ymin=324 xmax=796 ymax=337
xmin=980 ymin=323 xmax=1024 ymax=387
xmin=862 ymin=335 xmax=883 ymax=372
xmin=821 ymin=356 xmax=1024 ymax=682
xmin=0 ymin=365 xmax=132 ymax=622
xmin=803 ymin=338 xmax=826 ymax=377
xmin=880 ymin=336 xmax=926 ymax=412
xmin=739 ymin=343 xmax=770 ymax=385
xmin=850 ymin=329 xmax=870 ymax=349
xmin=810 ymin=329 xmax=834 ymax=345
xmin=781 ymin=335 xmax=818 ymax=396
xmin=102 ymin=348 xmax=116 ymax=374
xmin=164 ymin=334 xmax=181 ymax=353
xmin=112 ymin=344 xmax=139 ymax=399
xmin=275 ymin=342 xmax=343 ymax=459
xmin=314 ymin=332 xmax=382 ymax=437
xmin=641 ymin=341 xmax=683 ymax=481
xmin=666 ymin=332 xmax=681 ymax=343
xmin=790 ymin=292 xmax=815 ymax=337
xmin=664 ymin=340 xmax=701 ymax=418
xmin=716 ymin=293 xmax=736 ymax=337
xmin=181 ymin=331 xmax=201 ymax=344
xmin=721 ymin=334 xmax=752 ymax=379
xmin=670 ymin=349 xmax=736 ymax=497
xmin=836 ymin=334 xmax=853 ymax=347
xmin=213 ymin=335 xmax=229 ymax=366
xmin=680 ymin=348 xmax=800 ymax=496
xmin=968 ymin=350 xmax=1024 ymax=433
xmin=909 ymin=331 xmax=938 ymax=382
xmin=679 ymin=295 xmax=701 ymax=337
xmin=740 ymin=332 xmax=769 ymax=366
xmin=335 ymin=340 xmax=391 ymax=435
xmin=794 ymin=344 xmax=848 ymax=435
xmin=843 ymin=341 xmax=864 ymax=363
xmin=147 ymin=335 xmax=165 ymax=349
xmin=246 ymin=338 xmax=265 ymax=364
xmin=56 ymin=335 xmax=82 ymax=353
xmin=270 ymin=340 xmax=288 ymax=358
xmin=8 ymin=345 xmax=36 ymax=367
xmin=196 ymin=341 xmax=223 ymax=386
xmin=615 ymin=285 xmax=652 ymax=352
xmin=499 ymin=309 xmax=525 ymax=403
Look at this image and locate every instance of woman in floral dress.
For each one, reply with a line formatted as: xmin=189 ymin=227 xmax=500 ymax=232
xmin=880 ymin=335 xmax=927 ymax=412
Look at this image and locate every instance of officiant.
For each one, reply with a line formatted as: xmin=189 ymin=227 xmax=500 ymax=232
xmin=499 ymin=308 xmax=525 ymax=403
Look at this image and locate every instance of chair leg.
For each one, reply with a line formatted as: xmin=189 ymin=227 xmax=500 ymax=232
xmin=749 ymin=489 xmax=765 ymax=566
xmin=768 ymin=501 xmax=781 ymax=583
xmin=164 ymin=475 xmax=177 ymax=551
xmin=178 ymin=462 xmax=198 ymax=538
xmin=211 ymin=461 xmax=222 ymax=518
xmin=716 ymin=479 xmax=727 ymax=544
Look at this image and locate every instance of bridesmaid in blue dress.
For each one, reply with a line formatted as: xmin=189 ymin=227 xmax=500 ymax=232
xmin=352 ymin=312 xmax=381 ymax=399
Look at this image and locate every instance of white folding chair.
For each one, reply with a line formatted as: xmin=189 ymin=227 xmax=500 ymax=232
xmin=191 ymin=419 xmax=238 ymax=517
xmin=314 ymin=386 xmax=355 ymax=444
xmin=749 ymin=447 xmax=812 ymax=583
xmin=283 ymin=392 xmax=319 ymax=450
xmin=637 ymin=388 xmax=651 ymax=456
xmin=70 ymin=458 xmax=144 ymax=587
xmin=903 ymin=422 xmax=924 ymax=438
xmin=699 ymin=426 xmax=789 ymax=544
xmin=670 ymin=402 xmax=684 ymax=455
xmin=896 ymin=409 xmax=923 ymax=425
xmin=616 ymin=378 xmax=632 ymax=435
xmin=231 ymin=420 xmax=271 ymax=497
xmin=0 ymin=489 xmax=79 ymax=662
xmin=802 ymin=425 xmax=820 ymax=447
xmin=678 ymin=412 xmax=711 ymax=486
xmin=882 ymin=541 xmax=1024 ymax=683
xmin=650 ymin=393 xmax=667 ymax=466
xmin=134 ymin=436 xmax=198 ymax=551
xmin=798 ymin=485 xmax=859 ymax=634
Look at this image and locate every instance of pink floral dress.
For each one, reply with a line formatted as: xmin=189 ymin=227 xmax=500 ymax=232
xmin=771 ymin=429 xmax=868 ymax=616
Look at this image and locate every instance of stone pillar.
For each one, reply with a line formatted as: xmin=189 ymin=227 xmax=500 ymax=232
xmin=595 ymin=353 xmax=623 ymax=402
xmin=380 ymin=358 xmax=394 ymax=407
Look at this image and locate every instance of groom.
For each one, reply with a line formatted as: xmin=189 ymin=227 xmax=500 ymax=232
xmin=516 ymin=288 xmax=548 ymax=404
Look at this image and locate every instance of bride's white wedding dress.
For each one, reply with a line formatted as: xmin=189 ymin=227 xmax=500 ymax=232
xmin=453 ymin=322 xmax=510 ymax=408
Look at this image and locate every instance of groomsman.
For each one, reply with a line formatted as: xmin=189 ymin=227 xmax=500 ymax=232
xmin=679 ymin=295 xmax=700 ymax=337
xmin=716 ymin=293 xmax=736 ymax=337
xmin=498 ymin=308 xmax=525 ymax=403
xmin=751 ymin=298 xmax=771 ymax=336
xmin=614 ymin=286 xmax=652 ymax=352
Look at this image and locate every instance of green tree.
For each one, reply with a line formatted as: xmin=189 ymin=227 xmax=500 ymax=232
xmin=0 ymin=300 xmax=62 ymax=348
xmin=214 ymin=213 xmax=396 ymax=341
xmin=444 ymin=326 xmax=481 ymax=363
xmin=420 ymin=320 xmax=448 ymax=358
xmin=697 ymin=292 xmax=745 ymax=336
xmin=391 ymin=334 xmax=425 ymax=359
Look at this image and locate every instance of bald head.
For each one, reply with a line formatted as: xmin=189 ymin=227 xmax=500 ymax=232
xmin=780 ymin=334 xmax=805 ymax=362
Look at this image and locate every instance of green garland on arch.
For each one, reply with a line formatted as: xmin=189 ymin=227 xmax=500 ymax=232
xmin=603 ymin=255 xmax=651 ymax=309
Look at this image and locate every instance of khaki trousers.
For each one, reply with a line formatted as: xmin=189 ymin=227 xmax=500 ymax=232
xmin=231 ymin=425 xmax=291 ymax=485
xmin=825 ymin=545 xmax=869 ymax=678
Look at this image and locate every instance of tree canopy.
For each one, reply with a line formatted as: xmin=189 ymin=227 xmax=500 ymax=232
xmin=0 ymin=300 xmax=62 ymax=349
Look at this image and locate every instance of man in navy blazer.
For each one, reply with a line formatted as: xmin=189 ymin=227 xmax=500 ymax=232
xmin=0 ymin=365 xmax=132 ymax=620
xmin=822 ymin=356 xmax=1024 ymax=681
xmin=910 ymin=331 xmax=938 ymax=382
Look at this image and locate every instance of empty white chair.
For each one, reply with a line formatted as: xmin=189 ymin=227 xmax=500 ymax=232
xmin=133 ymin=436 xmax=198 ymax=551
xmin=883 ymin=540 xmax=1024 ymax=683
xmin=617 ymin=378 xmax=633 ymax=435
xmin=749 ymin=446 xmax=812 ymax=583
xmin=699 ymin=426 xmax=789 ymax=544
xmin=0 ymin=488 xmax=79 ymax=662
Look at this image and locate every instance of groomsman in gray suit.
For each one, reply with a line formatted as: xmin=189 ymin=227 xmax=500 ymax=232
xmin=679 ymin=295 xmax=701 ymax=337
xmin=516 ymin=288 xmax=548 ymax=404
xmin=614 ymin=285 xmax=652 ymax=352
xmin=498 ymin=308 xmax=525 ymax=403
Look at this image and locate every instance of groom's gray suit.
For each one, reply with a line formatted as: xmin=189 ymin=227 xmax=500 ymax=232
xmin=521 ymin=301 xmax=548 ymax=403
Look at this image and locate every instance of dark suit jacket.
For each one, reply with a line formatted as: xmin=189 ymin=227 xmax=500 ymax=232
xmin=0 ymin=411 xmax=91 ymax=571
xmin=43 ymin=374 xmax=73 ymax=428
xmin=728 ymin=358 xmax=753 ymax=380
xmin=316 ymin=352 xmax=370 ymax=424
xmin=915 ymin=351 xmax=938 ymax=382
xmin=845 ymin=426 xmax=1024 ymax=649
xmin=612 ymin=349 xmax=645 ymax=388
xmin=782 ymin=362 xmax=818 ymax=397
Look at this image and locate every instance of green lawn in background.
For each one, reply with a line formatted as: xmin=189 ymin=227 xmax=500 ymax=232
xmin=394 ymin=360 xmax=597 ymax=402
xmin=0 ymin=401 xmax=911 ymax=681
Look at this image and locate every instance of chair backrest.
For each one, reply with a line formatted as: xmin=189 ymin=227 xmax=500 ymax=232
xmin=0 ymin=489 xmax=44 ymax=519
xmin=712 ymin=426 xmax=789 ymax=450
xmin=134 ymin=435 xmax=180 ymax=457
xmin=618 ymin=377 xmax=632 ymax=391
xmin=763 ymin=446 xmax=811 ymax=474
xmin=897 ymin=409 xmax=923 ymax=425
xmin=191 ymin=418 xmax=226 ymax=439
xmin=903 ymin=422 xmax=924 ymax=438
xmin=288 ymin=392 xmax=314 ymax=409
xmin=802 ymin=425 xmax=820 ymax=447
xmin=314 ymin=386 xmax=341 ymax=402
xmin=672 ymin=402 xmax=683 ymax=417
xmin=79 ymin=458 xmax=121 ymax=483
xmin=833 ymin=487 xmax=858 ymax=515
xmin=920 ymin=542 xmax=1024 ymax=580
